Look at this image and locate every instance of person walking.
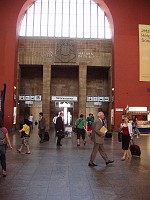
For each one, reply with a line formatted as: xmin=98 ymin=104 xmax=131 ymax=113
xmin=120 ymin=116 xmax=132 ymax=160
xmin=38 ymin=112 xmax=46 ymax=143
xmin=28 ymin=114 xmax=34 ymax=130
xmin=55 ymin=112 xmax=64 ymax=146
xmin=75 ymin=114 xmax=86 ymax=146
xmin=17 ymin=119 xmax=31 ymax=154
xmin=0 ymin=117 xmax=13 ymax=177
xmin=53 ymin=113 xmax=59 ymax=137
xmin=86 ymin=113 xmax=93 ymax=132
xmin=132 ymin=116 xmax=140 ymax=138
xmin=88 ymin=112 xmax=114 ymax=167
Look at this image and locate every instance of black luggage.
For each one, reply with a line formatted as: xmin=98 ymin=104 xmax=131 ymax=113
xmin=44 ymin=132 xmax=50 ymax=141
xmin=130 ymin=139 xmax=141 ymax=156
xmin=105 ymin=131 xmax=112 ymax=138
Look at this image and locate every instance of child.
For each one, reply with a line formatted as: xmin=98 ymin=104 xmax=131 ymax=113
xmin=17 ymin=120 xmax=31 ymax=154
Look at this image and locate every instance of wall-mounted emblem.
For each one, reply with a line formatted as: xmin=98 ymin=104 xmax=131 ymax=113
xmin=55 ymin=40 xmax=76 ymax=63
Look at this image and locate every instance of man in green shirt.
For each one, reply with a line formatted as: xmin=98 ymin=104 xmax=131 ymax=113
xmin=75 ymin=114 xmax=86 ymax=146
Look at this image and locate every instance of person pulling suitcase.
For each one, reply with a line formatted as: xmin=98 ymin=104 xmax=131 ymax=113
xmin=120 ymin=116 xmax=132 ymax=161
xmin=130 ymin=138 xmax=141 ymax=157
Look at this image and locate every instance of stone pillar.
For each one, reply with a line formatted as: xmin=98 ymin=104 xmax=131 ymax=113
xmin=108 ymin=67 xmax=112 ymax=131
xmin=16 ymin=62 xmax=21 ymax=129
xmin=43 ymin=64 xmax=51 ymax=130
xmin=79 ymin=62 xmax=87 ymax=118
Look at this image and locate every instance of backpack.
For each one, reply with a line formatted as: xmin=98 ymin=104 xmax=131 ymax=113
xmin=0 ymin=128 xmax=7 ymax=145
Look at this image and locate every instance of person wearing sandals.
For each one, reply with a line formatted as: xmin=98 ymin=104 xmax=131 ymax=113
xmin=0 ymin=117 xmax=13 ymax=177
xmin=17 ymin=119 xmax=31 ymax=154
xmin=75 ymin=114 xmax=86 ymax=146
xmin=120 ymin=116 xmax=133 ymax=161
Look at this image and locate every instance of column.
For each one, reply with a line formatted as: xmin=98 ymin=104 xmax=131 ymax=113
xmin=42 ymin=64 xmax=51 ymax=130
xmin=79 ymin=62 xmax=87 ymax=118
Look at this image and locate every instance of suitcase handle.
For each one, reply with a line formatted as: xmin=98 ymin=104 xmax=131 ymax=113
xmin=130 ymin=138 xmax=135 ymax=145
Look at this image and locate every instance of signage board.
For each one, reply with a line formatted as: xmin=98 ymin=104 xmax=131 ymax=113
xmin=51 ymin=96 xmax=78 ymax=102
xmin=128 ymin=107 xmax=147 ymax=112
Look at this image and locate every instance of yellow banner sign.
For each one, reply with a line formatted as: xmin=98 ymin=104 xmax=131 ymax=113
xmin=139 ymin=24 xmax=150 ymax=81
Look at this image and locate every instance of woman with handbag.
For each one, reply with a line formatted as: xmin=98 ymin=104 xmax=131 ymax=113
xmin=75 ymin=114 xmax=86 ymax=146
xmin=120 ymin=116 xmax=132 ymax=161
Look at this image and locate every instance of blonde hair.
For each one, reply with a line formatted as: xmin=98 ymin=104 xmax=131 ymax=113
xmin=123 ymin=116 xmax=129 ymax=121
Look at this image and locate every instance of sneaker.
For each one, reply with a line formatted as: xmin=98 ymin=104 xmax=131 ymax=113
xmin=83 ymin=141 xmax=86 ymax=146
xmin=77 ymin=144 xmax=80 ymax=146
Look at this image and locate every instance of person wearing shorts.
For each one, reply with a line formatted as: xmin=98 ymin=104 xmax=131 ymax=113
xmin=75 ymin=114 xmax=86 ymax=146
xmin=86 ymin=113 xmax=93 ymax=132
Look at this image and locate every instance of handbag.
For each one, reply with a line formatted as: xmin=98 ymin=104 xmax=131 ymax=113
xmin=118 ymin=129 xmax=123 ymax=142
xmin=73 ymin=119 xmax=83 ymax=133
xmin=57 ymin=131 xmax=65 ymax=138
xmin=73 ymin=127 xmax=78 ymax=133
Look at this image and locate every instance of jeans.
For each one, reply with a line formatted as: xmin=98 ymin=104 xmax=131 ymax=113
xmin=132 ymin=128 xmax=140 ymax=134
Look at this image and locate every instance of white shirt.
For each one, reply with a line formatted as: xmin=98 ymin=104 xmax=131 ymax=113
xmin=28 ymin=115 xmax=33 ymax=122
xmin=53 ymin=116 xmax=58 ymax=124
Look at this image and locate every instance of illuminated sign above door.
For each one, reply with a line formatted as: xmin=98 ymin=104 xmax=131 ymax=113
xmin=51 ymin=96 xmax=78 ymax=102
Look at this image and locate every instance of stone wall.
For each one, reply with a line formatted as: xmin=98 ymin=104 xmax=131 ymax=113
xmin=18 ymin=37 xmax=112 ymax=66
xmin=18 ymin=37 xmax=112 ymax=129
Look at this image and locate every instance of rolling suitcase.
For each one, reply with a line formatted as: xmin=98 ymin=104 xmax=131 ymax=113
xmin=44 ymin=132 xmax=50 ymax=141
xmin=130 ymin=139 xmax=141 ymax=156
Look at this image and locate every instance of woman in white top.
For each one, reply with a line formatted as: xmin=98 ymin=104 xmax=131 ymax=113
xmin=120 ymin=116 xmax=132 ymax=161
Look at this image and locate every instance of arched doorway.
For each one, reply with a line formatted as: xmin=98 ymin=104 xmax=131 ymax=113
xmin=16 ymin=0 xmax=114 ymax=130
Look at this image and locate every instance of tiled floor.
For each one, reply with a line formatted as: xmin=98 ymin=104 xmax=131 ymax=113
xmin=0 ymin=126 xmax=150 ymax=200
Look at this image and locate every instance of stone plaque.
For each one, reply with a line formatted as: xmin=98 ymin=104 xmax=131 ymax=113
xmin=55 ymin=40 xmax=76 ymax=63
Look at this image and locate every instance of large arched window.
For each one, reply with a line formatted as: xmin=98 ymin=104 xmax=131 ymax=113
xmin=20 ymin=0 xmax=111 ymax=39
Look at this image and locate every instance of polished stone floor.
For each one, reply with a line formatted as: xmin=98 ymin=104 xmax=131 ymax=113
xmin=0 ymin=126 xmax=150 ymax=200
